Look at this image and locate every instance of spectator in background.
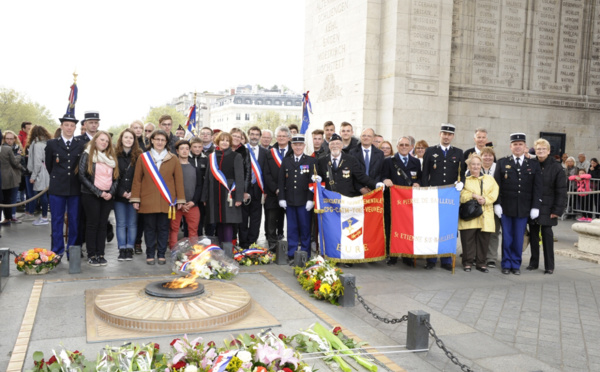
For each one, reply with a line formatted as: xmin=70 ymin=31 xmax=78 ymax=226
xmin=373 ymin=134 xmax=384 ymax=149
xmin=175 ymin=125 xmax=186 ymax=138
xmin=565 ymin=156 xmax=578 ymax=178
xmin=570 ymin=169 xmax=593 ymax=222
xmin=18 ymin=122 xmax=32 ymax=147
xmin=311 ymin=129 xmax=328 ymax=159
xmin=26 ymin=125 xmax=52 ymax=226
xmin=380 ymin=141 xmax=394 ymax=158
xmin=414 ymin=140 xmax=429 ymax=169
xmin=288 ymin=124 xmax=299 ymax=135
xmin=260 ymin=129 xmax=273 ymax=150
xmin=577 ymin=153 xmax=590 ymax=173
xmin=589 ymin=158 xmax=600 ymax=218
xmin=158 ymin=115 xmax=179 ymax=153
xmin=323 ymin=121 xmax=335 ymax=143
xmin=129 ymin=120 xmax=145 ymax=150
xmin=0 ymin=130 xmax=23 ymax=224
xmin=143 ymin=123 xmax=155 ymax=148
xmin=561 ymin=153 xmax=569 ymax=170
xmin=340 ymin=122 xmax=359 ymax=154
xmin=199 ymin=127 xmax=215 ymax=154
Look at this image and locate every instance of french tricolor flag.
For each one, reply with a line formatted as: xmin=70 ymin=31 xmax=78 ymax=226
xmin=208 ymin=350 xmax=236 ymax=372
xmin=316 ymin=183 xmax=386 ymax=262
xmin=390 ymin=186 xmax=460 ymax=257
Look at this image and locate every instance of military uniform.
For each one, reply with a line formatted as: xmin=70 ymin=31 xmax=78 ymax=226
xmin=278 ymin=153 xmax=316 ymax=258
xmin=45 ymin=134 xmax=85 ymax=256
xmin=494 ymin=153 xmax=542 ymax=272
xmin=381 ymin=153 xmax=422 ymax=186
xmin=317 ymin=152 xmax=376 ymax=197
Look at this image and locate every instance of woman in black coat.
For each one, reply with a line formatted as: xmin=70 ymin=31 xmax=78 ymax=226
xmin=589 ymin=158 xmax=600 ymax=218
xmin=527 ymin=139 xmax=567 ymax=274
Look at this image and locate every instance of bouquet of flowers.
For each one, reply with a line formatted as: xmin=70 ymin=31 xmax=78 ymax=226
xmin=15 ymin=248 xmax=59 ymax=275
xmin=234 ymin=243 xmax=275 ymax=266
xmin=171 ymin=238 xmax=239 ymax=280
xmin=294 ymin=256 xmax=344 ymax=305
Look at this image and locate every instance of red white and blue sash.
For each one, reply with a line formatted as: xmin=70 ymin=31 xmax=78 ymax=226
xmin=140 ymin=152 xmax=176 ymax=219
xmin=209 ymin=152 xmax=237 ymax=202
xmin=180 ymin=244 xmax=221 ymax=272
xmin=246 ymin=144 xmax=265 ymax=194
xmin=271 ymin=148 xmax=283 ymax=168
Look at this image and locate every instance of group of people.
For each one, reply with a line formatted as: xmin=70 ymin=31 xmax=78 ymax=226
xmin=2 ymin=112 xmax=590 ymax=275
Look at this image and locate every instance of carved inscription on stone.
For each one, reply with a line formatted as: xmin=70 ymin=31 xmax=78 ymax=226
xmin=531 ymin=0 xmax=584 ymax=93
xmin=471 ymin=0 xmax=526 ymax=88
xmin=408 ymin=0 xmax=441 ymax=77
xmin=587 ymin=0 xmax=600 ymax=96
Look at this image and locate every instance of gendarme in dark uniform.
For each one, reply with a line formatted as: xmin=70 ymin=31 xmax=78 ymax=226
xmin=45 ymin=113 xmax=85 ymax=257
xmin=494 ymin=133 xmax=542 ymax=275
xmin=381 ymin=153 xmax=422 ymax=186
xmin=317 ymin=133 xmax=378 ymax=197
xmin=421 ymin=123 xmax=465 ymax=270
xmin=278 ymin=134 xmax=317 ymax=260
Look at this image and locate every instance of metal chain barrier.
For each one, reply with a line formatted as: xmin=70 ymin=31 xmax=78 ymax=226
xmin=348 ymin=282 xmax=475 ymax=371
xmin=348 ymin=281 xmax=408 ymax=324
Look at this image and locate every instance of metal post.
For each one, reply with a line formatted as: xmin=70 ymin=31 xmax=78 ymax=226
xmin=293 ymin=251 xmax=308 ymax=268
xmin=221 ymin=242 xmax=233 ymax=258
xmin=0 ymin=248 xmax=9 ymax=277
xmin=339 ymin=273 xmax=355 ymax=307
xmin=407 ymin=310 xmax=430 ymax=351
xmin=276 ymin=241 xmax=288 ymax=265
xmin=68 ymin=245 xmax=82 ymax=274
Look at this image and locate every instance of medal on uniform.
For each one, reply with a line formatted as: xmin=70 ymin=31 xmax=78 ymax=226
xmin=434 ymin=161 xmax=437 ymax=170
xmin=343 ymin=169 xmax=350 ymax=178
xmin=504 ymin=171 xmax=508 ymax=179
xmin=56 ymin=154 xmax=59 ymax=163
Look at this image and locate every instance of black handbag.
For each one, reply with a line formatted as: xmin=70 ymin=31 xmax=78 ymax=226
xmin=459 ymin=179 xmax=483 ymax=221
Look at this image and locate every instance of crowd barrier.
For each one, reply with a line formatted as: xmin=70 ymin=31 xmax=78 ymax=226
xmin=562 ymin=177 xmax=600 ymax=220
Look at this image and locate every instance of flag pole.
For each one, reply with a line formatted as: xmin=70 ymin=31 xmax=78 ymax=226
xmin=193 ymin=91 xmax=198 ymax=137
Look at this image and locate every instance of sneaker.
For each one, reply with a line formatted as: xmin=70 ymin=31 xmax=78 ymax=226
xmin=88 ymin=257 xmax=100 ymax=266
xmin=10 ymin=218 xmax=22 ymax=224
xmin=118 ymin=250 xmax=127 ymax=261
xmin=125 ymin=249 xmax=133 ymax=261
xmin=32 ymin=217 xmax=49 ymax=226
xmin=586 ymin=217 xmax=594 ymax=222
xmin=21 ymin=213 xmax=35 ymax=221
xmin=97 ymin=256 xmax=108 ymax=266
xmin=0 ymin=220 xmax=11 ymax=226
xmin=134 ymin=244 xmax=143 ymax=255
xmin=577 ymin=217 xmax=587 ymax=222
xmin=487 ymin=261 xmax=496 ymax=268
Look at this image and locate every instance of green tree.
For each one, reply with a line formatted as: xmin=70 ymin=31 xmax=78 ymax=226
xmin=246 ymin=110 xmax=299 ymax=132
xmin=143 ymin=105 xmax=187 ymax=131
xmin=0 ymin=88 xmax=57 ymax=133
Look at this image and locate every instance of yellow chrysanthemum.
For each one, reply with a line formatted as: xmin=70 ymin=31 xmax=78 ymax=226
xmin=18 ymin=261 xmax=25 ymax=267
xmin=319 ymin=283 xmax=331 ymax=295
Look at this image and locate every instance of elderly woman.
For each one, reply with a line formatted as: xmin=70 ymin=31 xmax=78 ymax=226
xmin=479 ymin=146 xmax=500 ymax=268
xmin=527 ymin=139 xmax=567 ymax=274
xmin=564 ymin=156 xmax=577 ymax=178
xmin=380 ymin=141 xmax=394 ymax=158
xmin=202 ymin=132 xmax=244 ymax=245
xmin=459 ymin=153 xmax=499 ymax=273
xmin=0 ymin=130 xmax=23 ymax=224
xmin=131 ymin=129 xmax=185 ymax=265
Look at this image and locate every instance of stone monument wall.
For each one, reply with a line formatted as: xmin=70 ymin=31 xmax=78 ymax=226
xmin=304 ymin=0 xmax=600 ymax=156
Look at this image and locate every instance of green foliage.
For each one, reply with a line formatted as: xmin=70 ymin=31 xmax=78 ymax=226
xmin=0 ymin=88 xmax=57 ymax=133
xmin=143 ymin=105 xmax=187 ymax=130
xmin=106 ymin=122 xmax=133 ymax=141
xmin=247 ymin=110 xmax=298 ymax=133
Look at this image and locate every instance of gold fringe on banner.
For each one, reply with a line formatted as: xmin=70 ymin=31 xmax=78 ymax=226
xmin=323 ymin=255 xmax=387 ymax=264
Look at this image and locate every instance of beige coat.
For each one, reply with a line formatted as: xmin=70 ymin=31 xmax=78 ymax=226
xmin=0 ymin=144 xmax=22 ymax=190
xmin=459 ymin=174 xmax=499 ymax=233
xmin=130 ymin=151 xmax=185 ymax=214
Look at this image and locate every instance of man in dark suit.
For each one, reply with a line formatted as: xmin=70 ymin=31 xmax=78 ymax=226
xmin=350 ymin=128 xmax=385 ymax=191
xmin=494 ymin=133 xmax=542 ymax=275
xmin=263 ymin=126 xmax=294 ymax=250
xmin=421 ymin=123 xmax=465 ymax=271
xmin=317 ymin=133 xmax=381 ymax=197
xmin=382 ymin=136 xmax=422 ymax=187
xmin=240 ymin=126 xmax=269 ymax=248
xmin=45 ymin=113 xmax=85 ymax=259
xmin=463 ymin=128 xmax=495 ymax=161
xmin=278 ymin=134 xmax=316 ymax=262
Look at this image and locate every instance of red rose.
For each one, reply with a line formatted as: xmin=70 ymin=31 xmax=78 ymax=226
xmin=172 ymin=360 xmax=187 ymax=369
xmin=230 ymin=339 xmax=242 ymax=346
xmin=283 ymin=368 xmax=293 ymax=372
xmin=314 ymin=280 xmax=321 ymax=291
xmin=208 ymin=341 xmax=216 ymax=347
xmin=250 ymin=334 xmax=255 ymax=339
xmin=73 ymin=350 xmax=80 ymax=354
xmin=333 ymin=326 xmax=342 ymax=336
xmin=278 ymin=334 xmax=286 ymax=340
xmin=170 ymin=338 xmax=180 ymax=346
xmin=48 ymin=355 xmax=57 ymax=364
xmin=35 ymin=359 xmax=45 ymax=367
xmin=154 ymin=343 xmax=160 ymax=351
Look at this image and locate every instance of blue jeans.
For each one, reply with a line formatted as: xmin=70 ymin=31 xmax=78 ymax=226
xmin=24 ymin=176 xmax=36 ymax=214
xmin=114 ymin=201 xmax=138 ymax=249
xmin=36 ymin=191 xmax=49 ymax=217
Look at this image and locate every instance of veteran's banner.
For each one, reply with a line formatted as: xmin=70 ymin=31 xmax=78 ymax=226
xmin=390 ymin=185 xmax=460 ymax=257
xmin=316 ymin=183 xmax=386 ymax=263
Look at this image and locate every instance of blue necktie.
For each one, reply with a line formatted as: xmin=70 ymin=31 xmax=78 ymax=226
xmin=364 ymin=149 xmax=370 ymax=175
xmin=279 ymin=148 xmax=285 ymax=159
xmin=333 ymin=158 xmax=338 ymax=170
xmin=443 ymin=148 xmax=447 ymax=157
xmin=403 ymin=156 xmax=408 ymax=166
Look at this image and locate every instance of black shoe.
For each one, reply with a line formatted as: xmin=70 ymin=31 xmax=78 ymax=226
xmin=424 ymin=262 xmax=435 ymax=270
xmin=512 ymin=269 xmax=520 ymax=275
xmin=157 ymin=258 xmax=167 ymax=265
xmin=97 ymin=256 xmax=108 ymax=266
xmin=134 ymin=244 xmax=143 ymax=254
xmin=126 ymin=248 xmax=133 ymax=260
xmin=387 ymin=257 xmax=398 ymax=266
xmin=441 ymin=264 xmax=453 ymax=271
xmin=502 ymin=269 xmax=510 ymax=275
xmin=402 ymin=258 xmax=416 ymax=267
xmin=476 ymin=267 xmax=489 ymax=273
xmin=88 ymin=257 xmax=100 ymax=267
xmin=106 ymin=223 xmax=114 ymax=243
xmin=343 ymin=263 xmax=353 ymax=268
xmin=487 ymin=261 xmax=496 ymax=268
xmin=118 ymin=250 xmax=126 ymax=262
xmin=526 ymin=265 xmax=537 ymax=271
xmin=463 ymin=267 xmax=471 ymax=272
xmin=544 ymin=270 xmax=554 ymax=274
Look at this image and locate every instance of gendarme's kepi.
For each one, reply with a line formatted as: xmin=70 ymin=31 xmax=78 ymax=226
xmin=291 ymin=134 xmax=305 ymax=143
xmin=81 ymin=110 xmax=100 ymax=123
xmin=440 ymin=123 xmax=456 ymax=133
xmin=510 ymin=133 xmax=526 ymax=142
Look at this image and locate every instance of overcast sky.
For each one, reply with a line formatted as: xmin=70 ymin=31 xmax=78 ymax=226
xmin=0 ymin=0 xmax=305 ymax=129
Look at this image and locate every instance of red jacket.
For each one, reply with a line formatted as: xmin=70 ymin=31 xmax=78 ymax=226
xmin=18 ymin=130 xmax=28 ymax=147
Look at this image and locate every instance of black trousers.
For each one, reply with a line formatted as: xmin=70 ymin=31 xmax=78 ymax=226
xmin=81 ymin=194 xmax=113 ymax=258
xmin=265 ymin=207 xmax=284 ymax=250
xmin=528 ymin=223 xmax=555 ymax=271
xmin=240 ymin=196 xmax=262 ymax=248
xmin=143 ymin=213 xmax=169 ymax=259
xmin=460 ymin=228 xmax=490 ymax=268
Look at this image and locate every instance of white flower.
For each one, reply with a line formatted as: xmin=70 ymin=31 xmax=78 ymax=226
xmin=303 ymin=366 xmax=313 ymax=372
xmin=237 ymin=350 xmax=252 ymax=363
xmin=185 ymin=365 xmax=199 ymax=372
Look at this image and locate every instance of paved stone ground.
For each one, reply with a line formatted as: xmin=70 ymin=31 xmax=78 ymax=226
xmin=1 ymin=212 xmax=598 ymax=371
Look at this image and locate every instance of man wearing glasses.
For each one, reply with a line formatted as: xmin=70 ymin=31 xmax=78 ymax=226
xmin=349 ymin=128 xmax=384 ymax=194
xmin=158 ymin=115 xmax=180 ymax=153
xmin=143 ymin=123 xmax=155 ymax=148
xmin=199 ymin=127 xmax=215 ymax=154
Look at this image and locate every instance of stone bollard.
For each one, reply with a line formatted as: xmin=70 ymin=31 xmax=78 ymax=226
xmin=572 ymin=219 xmax=600 ymax=255
xmin=407 ymin=310 xmax=430 ymax=351
xmin=339 ymin=273 xmax=355 ymax=307
xmin=293 ymin=251 xmax=308 ymax=268
xmin=221 ymin=242 xmax=233 ymax=258
xmin=276 ymin=241 xmax=288 ymax=265
xmin=68 ymin=245 xmax=82 ymax=274
xmin=0 ymin=248 xmax=9 ymax=277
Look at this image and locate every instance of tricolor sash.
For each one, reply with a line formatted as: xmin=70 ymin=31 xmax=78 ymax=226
xmin=180 ymin=244 xmax=221 ymax=272
xmin=140 ymin=152 xmax=177 ymax=219
xmin=246 ymin=144 xmax=265 ymax=194
xmin=271 ymin=148 xmax=283 ymax=168
xmin=209 ymin=152 xmax=237 ymax=204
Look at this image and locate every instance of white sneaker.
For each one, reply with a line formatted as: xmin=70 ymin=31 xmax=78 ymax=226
xmin=32 ymin=217 xmax=49 ymax=226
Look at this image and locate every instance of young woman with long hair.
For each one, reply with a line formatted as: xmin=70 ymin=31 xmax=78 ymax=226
xmin=114 ymin=129 xmax=143 ymax=261
xmin=78 ymin=131 xmax=119 ymax=266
